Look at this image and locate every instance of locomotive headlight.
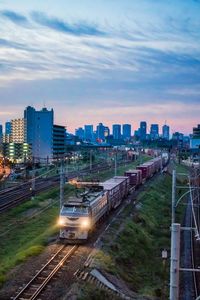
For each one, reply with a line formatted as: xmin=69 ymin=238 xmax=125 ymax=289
xmin=58 ymin=217 xmax=66 ymax=226
xmin=81 ymin=219 xmax=90 ymax=229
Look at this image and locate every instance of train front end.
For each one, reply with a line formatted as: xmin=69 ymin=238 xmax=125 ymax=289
xmin=58 ymin=203 xmax=91 ymax=240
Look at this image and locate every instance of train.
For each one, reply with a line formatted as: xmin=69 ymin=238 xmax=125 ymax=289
xmin=58 ymin=155 xmax=167 ymax=241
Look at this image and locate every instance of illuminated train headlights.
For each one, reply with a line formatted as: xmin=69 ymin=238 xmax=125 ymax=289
xmin=80 ymin=219 xmax=91 ymax=229
xmin=58 ymin=217 xmax=66 ymax=226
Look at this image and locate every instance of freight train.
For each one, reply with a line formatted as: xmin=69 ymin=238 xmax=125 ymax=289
xmin=58 ymin=155 xmax=167 ymax=241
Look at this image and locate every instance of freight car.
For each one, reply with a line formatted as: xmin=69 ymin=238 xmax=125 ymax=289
xmin=125 ymin=156 xmax=165 ymax=188
xmin=58 ymin=155 xmax=168 ymax=241
xmin=58 ymin=176 xmax=129 ymax=240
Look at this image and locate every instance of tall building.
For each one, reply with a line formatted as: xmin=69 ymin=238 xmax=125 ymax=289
xmin=193 ymin=124 xmax=200 ymax=136
xmin=24 ymin=106 xmax=54 ymax=160
xmin=53 ymin=125 xmax=66 ymax=158
xmin=122 ymin=124 xmax=131 ymax=140
xmin=112 ymin=124 xmax=121 ymax=140
xmin=96 ymin=123 xmax=105 ymax=140
xmin=2 ymin=143 xmax=30 ymax=161
xmin=11 ymin=118 xmax=25 ymax=143
xmin=75 ymin=127 xmax=85 ymax=140
xmin=0 ymin=124 xmax=2 ymax=146
xmin=104 ymin=126 xmax=110 ymax=137
xmin=0 ymin=124 xmax=3 ymax=137
xmin=140 ymin=121 xmax=147 ymax=140
xmin=5 ymin=122 xmax=11 ymax=134
xmin=162 ymin=124 xmax=170 ymax=140
xmin=190 ymin=124 xmax=200 ymax=149
xmin=150 ymin=124 xmax=159 ymax=140
xmin=84 ymin=125 xmax=93 ymax=141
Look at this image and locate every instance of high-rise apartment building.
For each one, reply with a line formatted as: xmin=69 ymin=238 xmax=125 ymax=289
xmin=162 ymin=124 xmax=170 ymax=140
xmin=24 ymin=106 xmax=54 ymax=160
xmin=140 ymin=121 xmax=147 ymax=140
xmin=11 ymin=118 xmax=25 ymax=143
xmin=150 ymin=124 xmax=159 ymax=140
xmin=0 ymin=124 xmax=2 ymax=137
xmin=122 ymin=124 xmax=131 ymax=140
xmin=113 ymin=124 xmax=121 ymax=140
xmin=0 ymin=124 xmax=2 ymax=146
xmin=53 ymin=125 xmax=66 ymax=158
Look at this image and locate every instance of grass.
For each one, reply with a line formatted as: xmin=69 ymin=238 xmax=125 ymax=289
xmin=0 ymin=184 xmax=76 ymax=286
xmin=77 ymin=283 xmax=121 ymax=300
xmin=92 ymin=174 xmax=173 ymax=298
xmin=0 ymin=155 xmax=150 ymax=287
xmin=85 ymin=155 xmax=151 ymax=182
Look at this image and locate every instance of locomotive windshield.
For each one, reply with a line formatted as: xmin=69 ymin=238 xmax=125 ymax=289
xmin=61 ymin=205 xmax=89 ymax=215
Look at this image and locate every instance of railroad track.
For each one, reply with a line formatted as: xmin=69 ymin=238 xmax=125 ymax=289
xmin=13 ymin=245 xmax=78 ymax=300
xmin=190 ymin=169 xmax=200 ymax=298
xmin=0 ymin=181 xmax=58 ymax=213
xmin=0 ymin=159 xmax=133 ymax=213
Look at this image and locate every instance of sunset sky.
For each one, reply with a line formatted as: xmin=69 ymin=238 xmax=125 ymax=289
xmin=0 ymin=0 xmax=199 ymax=134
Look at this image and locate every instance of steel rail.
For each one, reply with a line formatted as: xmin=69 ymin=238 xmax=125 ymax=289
xmin=0 ymin=159 xmax=136 ymax=213
xmin=189 ymin=169 xmax=199 ymax=298
xmin=14 ymin=245 xmax=78 ymax=300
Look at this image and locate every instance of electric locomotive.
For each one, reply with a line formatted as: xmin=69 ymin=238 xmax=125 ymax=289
xmin=59 ymin=188 xmax=108 ymax=240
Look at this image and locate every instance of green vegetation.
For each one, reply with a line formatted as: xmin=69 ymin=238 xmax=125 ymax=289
xmin=92 ymin=174 xmax=173 ymax=298
xmin=77 ymin=283 xmax=121 ymax=300
xmin=86 ymin=155 xmax=150 ymax=182
xmin=0 ymin=185 xmax=75 ymax=286
xmin=0 ymin=155 xmax=149 ymax=287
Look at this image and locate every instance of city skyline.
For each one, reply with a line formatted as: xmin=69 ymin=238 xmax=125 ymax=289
xmin=0 ymin=107 xmax=196 ymax=136
xmin=0 ymin=0 xmax=199 ymax=134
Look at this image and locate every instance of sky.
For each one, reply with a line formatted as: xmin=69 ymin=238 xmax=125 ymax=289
xmin=0 ymin=0 xmax=199 ymax=135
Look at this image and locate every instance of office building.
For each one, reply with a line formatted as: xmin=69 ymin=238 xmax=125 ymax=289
xmin=190 ymin=124 xmax=200 ymax=149
xmin=24 ymin=106 xmax=54 ymax=160
xmin=104 ymin=126 xmax=110 ymax=137
xmin=112 ymin=124 xmax=121 ymax=140
xmin=75 ymin=127 xmax=85 ymax=140
xmin=140 ymin=121 xmax=147 ymax=140
xmin=84 ymin=125 xmax=93 ymax=141
xmin=96 ymin=123 xmax=105 ymax=140
xmin=150 ymin=124 xmax=159 ymax=140
xmin=11 ymin=118 xmax=25 ymax=143
xmin=122 ymin=124 xmax=131 ymax=140
xmin=162 ymin=124 xmax=170 ymax=140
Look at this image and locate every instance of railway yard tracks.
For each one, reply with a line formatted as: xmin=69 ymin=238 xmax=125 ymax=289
xmin=13 ymin=245 xmax=78 ymax=300
xmin=0 ymin=159 xmax=133 ymax=213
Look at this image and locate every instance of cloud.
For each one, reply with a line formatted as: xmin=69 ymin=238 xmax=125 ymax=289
xmin=31 ymin=11 xmax=106 ymax=36
xmin=0 ymin=10 xmax=28 ymax=25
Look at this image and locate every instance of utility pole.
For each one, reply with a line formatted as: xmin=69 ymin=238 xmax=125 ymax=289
xmin=160 ymin=150 xmax=163 ymax=174
xmin=172 ymin=170 xmax=176 ymax=223
xmin=60 ymin=159 xmax=65 ymax=210
xmin=46 ymin=156 xmax=49 ymax=171
xmin=169 ymin=223 xmax=180 ymax=300
xmin=31 ymin=156 xmax=36 ymax=200
xmin=114 ymin=150 xmax=117 ymax=176
xmin=90 ymin=149 xmax=92 ymax=173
